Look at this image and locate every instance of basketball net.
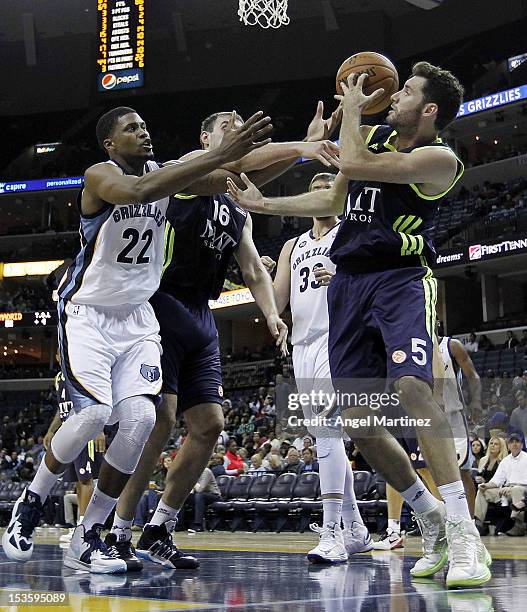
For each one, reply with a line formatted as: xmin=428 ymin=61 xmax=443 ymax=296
xmin=238 ymin=0 xmax=290 ymax=29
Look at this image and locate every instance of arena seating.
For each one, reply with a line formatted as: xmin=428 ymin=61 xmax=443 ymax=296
xmin=204 ymin=471 xmax=388 ymax=533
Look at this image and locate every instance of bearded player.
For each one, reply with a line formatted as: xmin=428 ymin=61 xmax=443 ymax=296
xmin=228 ymin=63 xmax=491 ymax=587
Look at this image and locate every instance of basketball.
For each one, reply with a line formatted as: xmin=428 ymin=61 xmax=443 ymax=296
xmin=336 ymin=51 xmax=399 ymax=116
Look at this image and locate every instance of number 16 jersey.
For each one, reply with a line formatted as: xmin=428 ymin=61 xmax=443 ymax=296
xmin=289 ymin=223 xmax=339 ymax=346
xmin=59 ymin=160 xmax=169 ymax=306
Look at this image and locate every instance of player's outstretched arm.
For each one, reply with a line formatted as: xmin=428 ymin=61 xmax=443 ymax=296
xmin=336 ymin=74 xmax=458 ymax=191
xmin=449 ymin=338 xmax=482 ymax=416
xmin=271 ymin=239 xmax=295 ymax=315
xmin=43 ymin=409 xmax=62 ymax=450
xmin=227 ymin=172 xmax=348 ymax=217
xmin=234 ymin=214 xmax=288 ymax=356
xmin=82 ymin=112 xmax=272 ymax=212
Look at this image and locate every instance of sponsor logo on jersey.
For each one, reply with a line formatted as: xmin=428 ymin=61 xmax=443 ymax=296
xmin=299 ymin=241 xmax=307 ymax=248
xmin=344 ymin=186 xmax=381 ymax=224
xmin=140 ymin=364 xmax=161 ymax=383
xmin=392 ymin=350 xmax=407 ymax=364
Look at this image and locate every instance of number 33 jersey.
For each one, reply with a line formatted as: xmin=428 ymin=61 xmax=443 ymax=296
xmin=289 ymin=223 xmax=339 ymax=346
xmin=59 ymin=160 xmax=169 ymax=306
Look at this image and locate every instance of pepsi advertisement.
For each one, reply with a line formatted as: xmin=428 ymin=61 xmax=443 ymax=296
xmin=97 ymin=0 xmax=145 ymax=92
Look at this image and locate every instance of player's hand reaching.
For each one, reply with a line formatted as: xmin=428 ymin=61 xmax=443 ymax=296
xmin=313 ymin=265 xmax=334 ymax=286
xmin=43 ymin=430 xmax=54 ymax=451
xmin=335 ymin=73 xmax=385 ymax=114
xmin=267 ymin=313 xmax=289 ymax=357
xmin=227 ymin=173 xmax=265 ymax=213
xmin=94 ymin=431 xmax=106 ymax=453
xmin=217 ymin=111 xmax=273 ymax=163
xmin=261 ymin=256 xmax=276 ymax=274
xmin=306 ymin=101 xmax=343 ymax=142
xmin=296 ymin=140 xmax=340 ymax=169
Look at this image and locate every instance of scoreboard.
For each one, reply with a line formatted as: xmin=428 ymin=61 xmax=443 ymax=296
xmin=1 ymin=311 xmax=57 ymax=329
xmin=97 ymin=0 xmax=145 ymax=92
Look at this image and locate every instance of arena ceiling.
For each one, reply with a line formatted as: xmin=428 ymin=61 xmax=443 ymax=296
xmin=0 ymin=0 xmax=416 ymax=41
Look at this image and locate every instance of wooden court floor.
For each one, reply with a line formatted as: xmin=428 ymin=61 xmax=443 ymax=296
xmin=0 ymin=528 xmax=525 ymax=611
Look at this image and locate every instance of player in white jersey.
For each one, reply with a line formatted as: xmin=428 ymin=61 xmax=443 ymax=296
xmin=2 ymin=106 xmax=273 ymax=573
xmin=263 ymin=173 xmax=372 ymax=564
xmin=437 ymin=334 xmax=481 ymax=517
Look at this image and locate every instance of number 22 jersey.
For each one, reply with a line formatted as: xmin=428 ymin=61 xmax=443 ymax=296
xmin=59 ymin=160 xmax=169 ymax=306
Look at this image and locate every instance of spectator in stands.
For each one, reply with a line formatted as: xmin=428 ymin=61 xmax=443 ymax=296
xmin=487 ymin=411 xmax=509 ymax=440
xmin=293 ymin=435 xmax=312 ymax=452
xmin=238 ymin=447 xmax=250 ymax=466
xmin=225 ymin=439 xmax=246 ymax=475
xmin=237 ymin=415 xmax=254 ymax=439
xmin=209 ymin=453 xmax=226 ymax=478
xmin=478 ymin=335 xmax=493 ymax=351
xmin=252 ymin=432 xmax=264 ymax=451
xmin=267 ymin=454 xmax=284 ymax=473
xmin=510 ymin=392 xmax=527 ymax=439
xmin=284 ymin=448 xmax=302 ymax=473
xmin=513 ymin=370 xmax=525 ymax=392
xmin=189 ymin=465 xmax=222 ymax=532
xmin=248 ymin=453 xmax=268 ymax=474
xmin=471 ymin=438 xmax=486 ymax=467
xmin=16 ymin=456 xmax=35 ymax=481
xmin=475 ymin=437 xmax=508 ymax=486
xmin=519 ymin=330 xmax=527 ymax=348
xmin=476 ymin=432 xmax=527 ymax=536
xmin=152 ymin=454 xmax=172 ymax=490
xmin=503 ymin=330 xmax=519 ymax=350
xmin=298 ymin=448 xmax=319 ymax=473
xmin=274 ymin=422 xmax=292 ymax=445
xmin=262 ymin=395 xmax=276 ymax=416
xmin=465 ymin=332 xmax=479 ymax=353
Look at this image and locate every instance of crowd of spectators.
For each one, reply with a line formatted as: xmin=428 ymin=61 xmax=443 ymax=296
xmin=0 ymin=282 xmax=54 ymax=313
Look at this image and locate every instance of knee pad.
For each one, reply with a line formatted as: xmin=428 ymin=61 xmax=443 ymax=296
xmin=105 ymin=396 xmax=156 ymax=474
xmin=51 ymin=403 xmax=112 ymax=465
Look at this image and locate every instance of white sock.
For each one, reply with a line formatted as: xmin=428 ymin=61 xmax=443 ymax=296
xmin=401 ymin=478 xmax=438 ymax=515
xmin=438 ymin=481 xmax=471 ymax=520
xmin=322 ymin=498 xmax=343 ymax=526
xmin=341 ymin=460 xmax=365 ymax=529
xmin=82 ymin=486 xmax=118 ymax=532
xmin=111 ymin=513 xmax=133 ymax=541
xmin=28 ymin=459 xmax=61 ymax=502
xmin=77 ymin=515 xmax=84 ymax=526
xmin=147 ymin=499 xmax=180 ymax=527
xmin=387 ymin=519 xmax=401 ymax=533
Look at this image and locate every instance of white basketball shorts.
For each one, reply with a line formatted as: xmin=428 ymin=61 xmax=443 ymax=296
xmin=58 ymin=300 xmax=162 ymax=410
xmin=292 ymin=333 xmax=344 ymax=439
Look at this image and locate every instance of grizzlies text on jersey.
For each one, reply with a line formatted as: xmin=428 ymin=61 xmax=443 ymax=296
xmin=58 ymin=160 xmax=169 ymax=306
xmin=289 ymin=223 xmax=339 ymax=345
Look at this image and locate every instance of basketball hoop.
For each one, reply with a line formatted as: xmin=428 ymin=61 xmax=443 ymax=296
xmin=238 ymin=0 xmax=290 ymax=29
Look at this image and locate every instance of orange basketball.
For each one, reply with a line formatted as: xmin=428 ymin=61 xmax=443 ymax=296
xmin=336 ymin=51 xmax=399 ymax=116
